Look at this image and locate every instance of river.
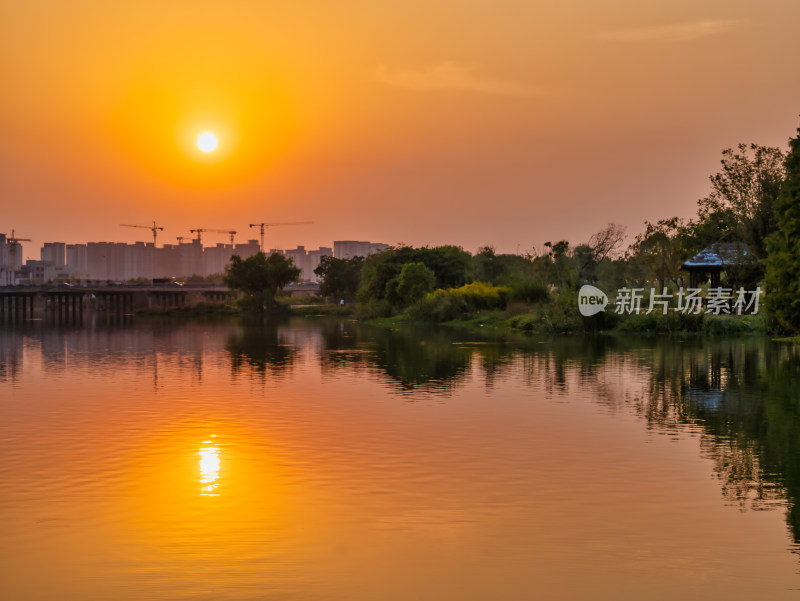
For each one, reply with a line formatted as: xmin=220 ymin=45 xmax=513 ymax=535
xmin=1 ymin=317 xmax=799 ymax=600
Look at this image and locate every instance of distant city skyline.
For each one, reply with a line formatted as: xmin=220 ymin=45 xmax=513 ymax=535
xmin=2 ymin=2 xmax=799 ymax=259
xmin=0 ymin=234 xmax=388 ymax=284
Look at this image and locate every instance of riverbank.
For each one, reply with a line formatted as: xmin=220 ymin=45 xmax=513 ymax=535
xmin=364 ymin=309 xmax=769 ymax=337
xmin=135 ymin=300 xmax=356 ymax=318
xmin=132 ymin=296 xmax=770 ymax=337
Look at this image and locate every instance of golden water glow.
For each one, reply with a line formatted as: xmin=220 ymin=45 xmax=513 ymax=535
xmin=199 ymin=440 xmax=220 ymax=495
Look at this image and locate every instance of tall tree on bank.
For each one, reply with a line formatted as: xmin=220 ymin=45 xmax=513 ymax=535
xmin=314 ymin=256 xmax=363 ymax=301
xmin=395 ymin=262 xmax=436 ymax=305
xmin=695 ymin=143 xmax=786 ymax=258
xmin=765 ymin=127 xmax=800 ymax=333
xmin=629 ymin=217 xmax=693 ymax=290
xmin=224 ymin=252 xmax=301 ymax=312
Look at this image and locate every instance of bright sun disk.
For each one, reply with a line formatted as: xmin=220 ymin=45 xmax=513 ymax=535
xmin=197 ymin=132 xmax=218 ymax=152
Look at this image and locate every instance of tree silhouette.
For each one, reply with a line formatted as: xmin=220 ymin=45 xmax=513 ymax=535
xmin=223 ymin=252 xmax=300 ymax=312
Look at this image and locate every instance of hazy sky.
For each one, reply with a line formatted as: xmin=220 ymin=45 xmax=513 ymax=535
xmin=1 ymin=0 xmax=798 ymax=258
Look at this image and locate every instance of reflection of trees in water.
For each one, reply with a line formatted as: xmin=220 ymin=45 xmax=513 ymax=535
xmin=226 ymin=320 xmax=296 ymax=377
xmin=7 ymin=317 xmax=799 ymax=548
xmin=328 ymin=324 xmax=800 ymax=547
xmin=618 ymin=338 xmax=800 ymax=546
xmin=369 ymin=329 xmax=471 ymax=393
xmin=700 ymin=435 xmax=785 ymax=510
xmin=317 ymin=321 xmax=474 ymax=394
xmin=548 ymin=337 xmax=622 ymax=391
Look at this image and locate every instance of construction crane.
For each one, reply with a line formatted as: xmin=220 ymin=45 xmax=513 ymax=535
xmin=6 ymin=229 xmax=32 ymax=270
xmin=120 ymin=221 xmax=164 ymax=246
xmin=248 ymin=221 xmax=314 ymax=252
xmin=189 ymin=228 xmax=237 ymax=245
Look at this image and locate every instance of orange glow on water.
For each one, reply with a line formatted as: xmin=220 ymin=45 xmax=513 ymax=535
xmin=199 ymin=441 xmax=220 ymax=495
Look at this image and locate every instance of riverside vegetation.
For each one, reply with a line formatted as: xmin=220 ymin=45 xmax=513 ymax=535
xmin=219 ymin=125 xmax=800 ymax=336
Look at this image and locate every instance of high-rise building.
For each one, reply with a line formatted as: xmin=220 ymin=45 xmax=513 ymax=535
xmin=42 ymin=237 xmax=353 ymax=281
xmin=204 ymin=243 xmax=236 ymax=277
xmin=66 ymin=244 xmax=88 ymax=274
xmin=232 ymin=240 xmax=260 ymax=261
xmin=41 ymin=242 xmax=66 ymax=267
xmin=283 ymin=246 xmax=333 ymax=281
xmin=307 ymin=247 xmax=333 ymax=281
xmin=333 ymin=240 xmax=388 ymax=260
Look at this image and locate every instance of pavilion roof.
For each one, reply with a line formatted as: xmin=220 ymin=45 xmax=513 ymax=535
xmin=679 ymin=242 xmax=755 ymax=270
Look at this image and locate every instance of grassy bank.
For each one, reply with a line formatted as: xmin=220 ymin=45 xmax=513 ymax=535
xmin=132 ymin=292 xmax=773 ymax=338
xmin=363 ymin=289 xmax=770 ymax=337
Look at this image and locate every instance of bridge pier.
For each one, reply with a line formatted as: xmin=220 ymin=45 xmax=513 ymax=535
xmin=202 ymin=290 xmax=236 ymax=303
xmin=94 ymin=291 xmax=136 ymax=316
xmin=41 ymin=291 xmax=85 ymax=324
xmin=148 ymin=291 xmax=187 ymax=308
xmin=0 ymin=292 xmax=37 ymax=323
xmin=0 ymin=285 xmax=248 ymax=324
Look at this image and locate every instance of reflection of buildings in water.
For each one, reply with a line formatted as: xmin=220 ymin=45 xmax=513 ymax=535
xmin=4 ymin=321 xmax=800 ymax=547
xmin=0 ymin=331 xmax=24 ymax=383
xmin=1 ymin=323 xmax=230 ymax=382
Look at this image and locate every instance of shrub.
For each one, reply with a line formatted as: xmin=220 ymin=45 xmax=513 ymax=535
xmin=355 ymin=299 xmax=394 ymax=320
xmin=508 ymin=313 xmax=539 ymax=331
xmin=406 ymin=293 xmax=470 ymax=322
xmin=434 ymin=281 xmax=512 ymax=310
xmin=508 ymin=279 xmax=551 ymax=303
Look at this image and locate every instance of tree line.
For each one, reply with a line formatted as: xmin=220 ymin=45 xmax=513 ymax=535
xmin=223 ymin=124 xmax=800 ymax=333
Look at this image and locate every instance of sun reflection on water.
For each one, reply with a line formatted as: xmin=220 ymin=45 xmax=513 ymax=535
xmin=199 ymin=438 xmax=220 ymax=496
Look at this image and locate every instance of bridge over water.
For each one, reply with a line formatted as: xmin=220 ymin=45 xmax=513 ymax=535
xmin=0 ymin=282 xmax=320 ymax=324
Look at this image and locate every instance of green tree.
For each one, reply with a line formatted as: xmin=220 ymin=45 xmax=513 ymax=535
xmin=695 ymin=143 xmax=786 ymax=258
xmin=358 ymin=246 xmax=472 ymax=303
xmin=472 ymin=246 xmax=505 ymax=283
xmin=628 ymin=217 xmax=692 ymax=289
xmin=534 ymin=240 xmax=577 ymax=289
xmin=223 ymin=252 xmax=301 ymax=312
xmin=765 ymin=127 xmax=800 ymax=332
xmin=314 ymin=256 xmax=363 ymax=301
xmin=395 ymin=262 xmax=436 ymax=305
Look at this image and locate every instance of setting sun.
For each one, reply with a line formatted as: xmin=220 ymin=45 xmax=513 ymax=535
xmin=197 ymin=132 xmax=218 ymax=152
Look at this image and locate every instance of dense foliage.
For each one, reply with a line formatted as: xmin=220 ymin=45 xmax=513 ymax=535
xmin=765 ymin=128 xmax=800 ymax=333
xmin=311 ymin=127 xmax=798 ymax=333
xmin=224 ymin=252 xmax=301 ymax=312
xmin=313 ymin=255 xmax=363 ymax=301
xmin=357 ymin=245 xmax=472 ymax=304
xmin=395 ymin=262 xmax=436 ymax=305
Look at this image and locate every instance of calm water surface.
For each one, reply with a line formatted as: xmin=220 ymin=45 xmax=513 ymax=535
xmin=1 ymin=318 xmax=799 ymax=600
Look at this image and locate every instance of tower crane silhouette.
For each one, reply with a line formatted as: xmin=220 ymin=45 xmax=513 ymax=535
xmin=248 ymin=221 xmax=314 ymax=252
xmin=120 ymin=221 xmax=164 ymax=246
xmin=189 ymin=228 xmax=237 ymax=245
xmin=6 ymin=229 xmax=32 ymax=270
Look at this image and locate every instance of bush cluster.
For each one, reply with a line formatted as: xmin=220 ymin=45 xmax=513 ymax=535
xmin=406 ymin=282 xmax=514 ymax=322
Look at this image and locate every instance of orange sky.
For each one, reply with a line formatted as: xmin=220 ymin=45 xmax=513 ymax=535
xmin=1 ymin=0 xmax=798 ymax=258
